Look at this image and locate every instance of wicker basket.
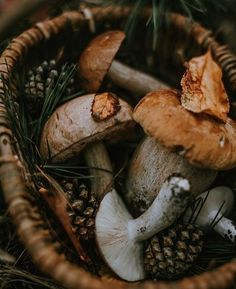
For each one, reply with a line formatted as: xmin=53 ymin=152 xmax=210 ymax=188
xmin=1 ymin=5 xmax=236 ymax=289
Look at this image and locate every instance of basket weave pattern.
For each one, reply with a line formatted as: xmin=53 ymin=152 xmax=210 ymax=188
xmin=0 ymin=6 xmax=236 ymax=289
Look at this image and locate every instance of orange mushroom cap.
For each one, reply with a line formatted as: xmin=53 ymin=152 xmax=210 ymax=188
xmin=133 ymin=89 xmax=236 ymax=170
xmin=78 ymin=30 xmax=125 ymax=93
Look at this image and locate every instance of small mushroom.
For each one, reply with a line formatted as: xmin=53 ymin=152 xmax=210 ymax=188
xmin=95 ymin=175 xmax=191 ymax=281
xmin=184 ymin=186 xmax=236 ymax=242
xmin=40 ymin=92 xmax=134 ymax=198
xmin=126 ymin=89 xmax=219 ymax=215
xmin=78 ymin=30 xmax=168 ymax=96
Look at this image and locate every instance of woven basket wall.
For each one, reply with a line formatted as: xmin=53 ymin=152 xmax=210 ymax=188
xmin=1 ymin=5 xmax=236 ymax=289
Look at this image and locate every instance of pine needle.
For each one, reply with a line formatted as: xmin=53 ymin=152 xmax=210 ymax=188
xmin=102 ymin=0 xmax=226 ymax=48
xmin=0 ymin=265 xmax=64 ymax=289
xmin=184 ymin=192 xmax=236 ymax=275
xmin=43 ymin=164 xmax=112 ymax=180
xmin=1 ymin=64 xmax=37 ymax=177
xmin=124 ymin=0 xmax=146 ymax=42
xmin=33 ymin=63 xmax=78 ymax=144
xmin=189 ymin=235 xmax=236 ymax=275
xmin=1 ymin=60 xmax=85 ymax=186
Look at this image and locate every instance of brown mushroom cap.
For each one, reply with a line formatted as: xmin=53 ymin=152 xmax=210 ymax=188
xmin=78 ymin=30 xmax=125 ymax=92
xmin=133 ymin=89 xmax=236 ymax=170
xmin=40 ymin=93 xmax=133 ymax=162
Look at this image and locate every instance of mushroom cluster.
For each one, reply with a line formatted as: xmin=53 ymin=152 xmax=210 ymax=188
xmin=124 ymin=51 xmax=235 ymax=215
xmin=38 ymin=29 xmax=236 ymax=284
xmin=39 ymin=93 xmax=192 ymax=281
xmin=126 ymin=87 xmax=236 ymax=215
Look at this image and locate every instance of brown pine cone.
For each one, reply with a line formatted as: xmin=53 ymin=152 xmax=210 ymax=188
xmin=24 ymin=60 xmax=75 ymax=114
xmin=64 ymin=181 xmax=99 ymax=241
xmin=144 ymin=224 xmax=204 ymax=280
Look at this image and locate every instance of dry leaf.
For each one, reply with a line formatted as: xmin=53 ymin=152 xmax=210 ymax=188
xmin=181 ymin=51 xmax=229 ymax=122
xmin=91 ymin=92 xmax=121 ymax=121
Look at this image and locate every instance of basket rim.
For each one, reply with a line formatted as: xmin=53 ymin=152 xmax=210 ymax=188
xmin=0 ymin=6 xmax=236 ymax=289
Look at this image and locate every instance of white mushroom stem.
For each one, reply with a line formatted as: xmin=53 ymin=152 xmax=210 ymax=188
xmin=213 ymin=216 xmax=236 ymax=242
xmin=108 ymin=60 xmax=168 ymax=97
xmin=95 ymin=175 xmax=191 ymax=281
xmin=128 ymin=176 xmax=190 ymax=242
xmin=184 ymin=186 xmax=236 ymax=242
xmin=83 ymin=141 xmax=113 ymax=199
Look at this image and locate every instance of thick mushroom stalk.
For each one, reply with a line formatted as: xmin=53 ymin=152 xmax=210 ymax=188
xmin=214 ymin=216 xmax=236 ymax=242
xmin=95 ymin=175 xmax=191 ymax=281
xmin=83 ymin=142 xmax=113 ymax=198
xmin=184 ymin=187 xmax=236 ymax=242
xmin=126 ymin=136 xmax=217 ymax=215
xmin=78 ymin=30 xmax=168 ymax=96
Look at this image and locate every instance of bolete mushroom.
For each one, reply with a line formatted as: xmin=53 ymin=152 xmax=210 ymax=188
xmin=78 ymin=30 xmax=168 ymax=96
xmin=184 ymin=186 xmax=236 ymax=242
xmin=39 ymin=92 xmax=134 ymax=264
xmin=95 ymin=174 xmax=191 ymax=281
xmin=126 ymin=89 xmax=224 ymax=215
xmin=40 ymin=92 xmax=134 ymax=198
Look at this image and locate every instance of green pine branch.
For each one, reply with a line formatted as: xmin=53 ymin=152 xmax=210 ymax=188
xmin=2 ymin=62 xmax=83 ymax=185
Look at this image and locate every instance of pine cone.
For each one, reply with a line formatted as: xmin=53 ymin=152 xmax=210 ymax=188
xmin=64 ymin=181 xmax=99 ymax=241
xmin=24 ymin=60 xmax=75 ymax=114
xmin=144 ymin=224 xmax=204 ymax=280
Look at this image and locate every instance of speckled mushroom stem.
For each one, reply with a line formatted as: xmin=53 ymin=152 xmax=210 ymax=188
xmin=128 ymin=176 xmax=191 ymax=242
xmin=95 ymin=175 xmax=191 ymax=281
xmin=210 ymin=213 xmax=236 ymax=242
xmin=108 ymin=60 xmax=168 ymax=97
xmin=83 ymin=141 xmax=113 ymax=200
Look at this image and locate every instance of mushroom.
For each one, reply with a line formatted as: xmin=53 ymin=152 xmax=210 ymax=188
xmin=95 ymin=174 xmax=191 ymax=281
xmin=78 ymin=30 xmax=168 ymax=97
xmin=40 ymin=92 xmax=134 ymax=198
xmin=184 ymin=186 xmax=236 ymax=242
xmin=39 ymin=92 xmax=134 ymax=263
xmin=126 ymin=89 xmax=220 ymax=215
